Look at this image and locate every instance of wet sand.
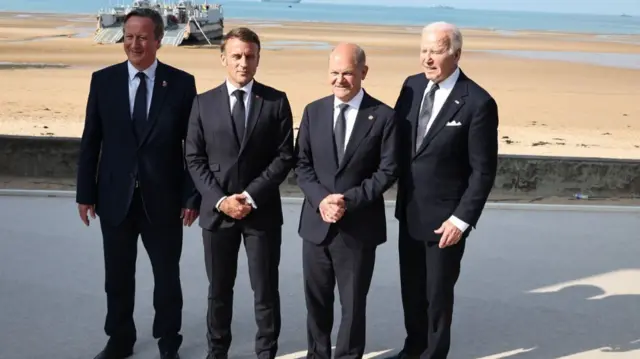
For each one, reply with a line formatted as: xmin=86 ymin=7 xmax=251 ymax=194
xmin=0 ymin=11 xmax=639 ymax=159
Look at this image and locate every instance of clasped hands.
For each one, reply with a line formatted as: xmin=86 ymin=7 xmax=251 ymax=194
xmin=220 ymin=193 xmax=252 ymax=220
xmin=319 ymin=194 xmax=345 ymax=223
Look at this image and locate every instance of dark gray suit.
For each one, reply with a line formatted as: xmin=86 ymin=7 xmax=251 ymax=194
xmin=185 ymin=80 xmax=294 ymax=359
xmin=295 ymin=90 xmax=399 ymax=359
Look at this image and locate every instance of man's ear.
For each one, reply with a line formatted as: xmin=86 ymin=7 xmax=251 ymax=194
xmin=361 ymin=65 xmax=369 ymax=80
xmin=220 ymin=52 xmax=227 ymax=67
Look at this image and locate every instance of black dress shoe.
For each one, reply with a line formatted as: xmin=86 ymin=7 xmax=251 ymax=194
xmin=160 ymin=351 xmax=180 ymax=359
xmin=205 ymin=353 xmax=228 ymax=359
xmin=386 ymin=351 xmax=420 ymax=359
xmin=93 ymin=346 xmax=133 ymax=359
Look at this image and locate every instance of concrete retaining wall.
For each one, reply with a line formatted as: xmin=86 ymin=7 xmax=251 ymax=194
xmin=1 ymin=134 xmax=638 ymax=198
xmin=0 ymin=135 xmax=80 ymax=178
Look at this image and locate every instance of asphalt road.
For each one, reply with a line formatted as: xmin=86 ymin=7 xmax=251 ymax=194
xmin=1 ymin=195 xmax=639 ymax=359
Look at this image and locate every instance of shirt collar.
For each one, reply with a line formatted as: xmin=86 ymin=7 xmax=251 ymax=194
xmin=427 ymin=66 xmax=460 ymax=92
xmin=127 ymin=59 xmax=158 ymax=81
xmin=226 ymin=78 xmax=254 ymax=97
xmin=334 ymin=87 xmax=365 ymax=110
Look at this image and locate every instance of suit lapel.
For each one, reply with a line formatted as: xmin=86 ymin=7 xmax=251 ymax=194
xmin=337 ymin=93 xmax=376 ymax=174
xmin=213 ymin=84 xmax=241 ymax=152
xmin=116 ymin=62 xmax=137 ymax=144
xmin=409 ymin=77 xmax=428 ymax=156
xmin=239 ymin=81 xmax=264 ymax=155
xmin=321 ymin=97 xmax=339 ymax=172
xmin=138 ymin=62 xmax=169 ymax=147
xmin=413 ymin=75 xmax=468 ymax=158
xmin=117 ymin=62 xmax=132 ymax=122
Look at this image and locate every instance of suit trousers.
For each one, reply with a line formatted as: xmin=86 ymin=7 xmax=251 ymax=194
xmin=303 ymin=228 xmax=376 ymax=359
xmin=99 ymin=188 xmax=184 ymax=353
xmin=397 ymin=222 xmax=466 ymax=359
xmin=202 ymin=225 xmax=282 ymax=359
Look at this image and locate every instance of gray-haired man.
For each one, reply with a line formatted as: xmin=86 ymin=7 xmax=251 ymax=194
xmin=392 ymin=21 xmax=499 ymax=359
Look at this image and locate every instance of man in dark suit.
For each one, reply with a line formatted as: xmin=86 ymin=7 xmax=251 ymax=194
xmin=295 ymin=42 xmax=398 ymax=359
xmin=391 ymin=22 xmax=499 ymax=359
xmin=184 ymin=27 xmax=294 ymax=359
xmin=76 ymin=8 xmax=200 ymax=359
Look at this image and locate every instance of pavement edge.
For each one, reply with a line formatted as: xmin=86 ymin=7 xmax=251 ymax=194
xmin=1 ymin=189 xmax=639 ymax=212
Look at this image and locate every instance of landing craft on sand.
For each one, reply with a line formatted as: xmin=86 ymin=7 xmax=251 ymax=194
xmin=94 ymin=0 xmax=224 ymax=46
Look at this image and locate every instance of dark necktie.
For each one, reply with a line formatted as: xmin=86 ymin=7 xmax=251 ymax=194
xmin=232 ymin=89 xmax=246 ymax=144
xmin=132 ymin=72 xmax=148 ymax=141
xmin=334 ymin=103 xmax=348 ymax=164
xmin=415 ymin=83 xmax=439 ymax=151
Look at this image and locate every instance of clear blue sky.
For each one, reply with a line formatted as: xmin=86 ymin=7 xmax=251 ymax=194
xmin=306 ymin=0 xmax=639 ymax=16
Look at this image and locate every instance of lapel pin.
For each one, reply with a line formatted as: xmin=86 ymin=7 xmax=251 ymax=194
xmin=454 ymin=100 xmax=460 ymax=104
xmin=368 ymin=115 xmax=374 ymax=120
xmin=162 ymin=80 xmax=167 ymax=87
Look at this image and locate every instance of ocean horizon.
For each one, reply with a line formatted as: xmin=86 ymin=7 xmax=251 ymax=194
xmin=1 ymin=0 xmax=639 ymax=35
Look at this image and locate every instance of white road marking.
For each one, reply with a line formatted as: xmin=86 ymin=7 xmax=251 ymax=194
xmin=274 ymin=348 xmax=393 ymax=359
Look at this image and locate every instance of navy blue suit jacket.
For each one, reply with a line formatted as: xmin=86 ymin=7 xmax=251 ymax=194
xmin=76 ymin=60 xmax=201 ymax=226
xmin=394 ymin=70 xmax=499 ymax=241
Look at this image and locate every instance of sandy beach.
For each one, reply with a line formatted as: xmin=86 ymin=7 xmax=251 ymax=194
xmin=0 ymin=11 xmax=639 ymax=159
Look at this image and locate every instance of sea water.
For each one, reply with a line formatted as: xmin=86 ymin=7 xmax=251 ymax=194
xmin=0 ymin=0 xmax=639 ymax=35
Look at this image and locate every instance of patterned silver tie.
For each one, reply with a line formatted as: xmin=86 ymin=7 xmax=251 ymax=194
xmin=415 ymin=83 xmax=439 ymax=151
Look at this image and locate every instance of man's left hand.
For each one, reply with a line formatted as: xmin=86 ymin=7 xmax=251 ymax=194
xmin=319 ymin=194 xmax=345 ymax=223
xmin=434 ymin=220 xmax=463 ymax=248
xmin=181 ymin=208 xmax=199 ymax=226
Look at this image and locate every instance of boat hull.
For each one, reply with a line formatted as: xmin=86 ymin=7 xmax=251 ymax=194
xmin=185 ymin=19 xmax=223 ymax=42
xmin=94 ymin=27 xmax=124 ymax=44
xmin=94 ymin=1 xmax=224 ymax=46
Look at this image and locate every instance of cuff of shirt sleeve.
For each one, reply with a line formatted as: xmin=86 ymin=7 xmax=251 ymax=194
xmin=449 ymin=215 xmax=469 ymax=232
xmin=215 ymin=196 xmax=227 ymax=212
xmin=242 ymin=191 xmax=257 ymax=209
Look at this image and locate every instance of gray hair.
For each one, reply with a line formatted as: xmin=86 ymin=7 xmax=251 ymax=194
xmin=422 ymin=21 xmax=463 ymax=54
xmin=352 ymin=45 xmax=366 ymax=67
xmin=330 ymin=43 xmax=367 ymax=68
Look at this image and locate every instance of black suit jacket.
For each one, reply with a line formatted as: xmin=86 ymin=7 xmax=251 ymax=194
xmin=76 ymin=60 xmax=201 ymax=226
xmin=295 ymin=91 xmax=399 ymax=248
xmin=185 ymin=80 xmax=295 ymax=231
xmin=394 ymin=70 xmax=499 ymax=242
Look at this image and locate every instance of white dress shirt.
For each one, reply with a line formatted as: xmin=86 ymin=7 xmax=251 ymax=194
xmin=127 ymin=59 xmax=157 ymax=117
xmin=225 ymin=78 xmax=253 ymax=125
xmin=333 ymin=88 xmax=365 ymax=150
xmin=420 ymin=66 xmax=460 ymax=137
xmin=419 ymin=67 xmax=469 ymax=233
xmin=215 ymin=79 xmax=258 ymax=212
